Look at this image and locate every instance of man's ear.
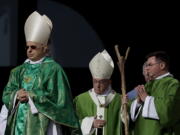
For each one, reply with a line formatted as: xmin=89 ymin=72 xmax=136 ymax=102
xmin=109 ymin=80 xmax=112 ymax=84
xmin=43 ymin=45 xmax=48 ymax=53
xmin=160 ymin=62 xmax=166 ymax=70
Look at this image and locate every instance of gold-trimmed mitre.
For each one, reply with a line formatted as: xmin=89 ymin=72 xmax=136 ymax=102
xmin=89 ymin=50 xmax=114 ymax=79
xmin=24 ymin=11 xmax=53 ymax=45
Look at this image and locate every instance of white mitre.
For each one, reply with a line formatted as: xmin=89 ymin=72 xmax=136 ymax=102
xmin=89 ymin=50 xmax=114 ymax=79
xmin=24 ymin=11 xmax=53 ymax=45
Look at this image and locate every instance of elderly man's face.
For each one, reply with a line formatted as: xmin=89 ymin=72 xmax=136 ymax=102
xmin=93 ymin=78 xmax=111 ymax=94
xmin=26 ymin=41 xmax=47 ymax=61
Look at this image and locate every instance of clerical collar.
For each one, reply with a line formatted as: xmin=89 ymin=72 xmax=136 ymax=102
xmin=25 ymin=57 xmax=45 ymax=64
xmin=93 ymin=85 xmax=112 ymax=96
xmin=156 ymin=72 xmax=173 ymax=80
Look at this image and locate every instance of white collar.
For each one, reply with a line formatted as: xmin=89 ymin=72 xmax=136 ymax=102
xmin=25 ymin=57 xmax=45 ymax=64
xmin=92 ymin=85 xmax=112 ymax=97
xmin=89 ymin=86 xmax=116 ymax=108
xmin=155 ymin=72 xmax=172 ymax=80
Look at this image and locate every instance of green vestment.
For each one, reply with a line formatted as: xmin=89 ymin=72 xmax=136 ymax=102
xmin=133 ymin=76 xmax=180 ymax=135
xmin=74 ymin=90 xmax=122 ymax=135
xmin=2 ymin=57 xmax=80 ymax=135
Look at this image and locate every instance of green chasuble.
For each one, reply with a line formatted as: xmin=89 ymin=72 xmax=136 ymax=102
xmin=74 ymin=90 xmax=122 ymax=135
xmin=2 ymin=57 xmax=80 ymax=135
xmin=133 ymin=76 xmax=180 ymax=135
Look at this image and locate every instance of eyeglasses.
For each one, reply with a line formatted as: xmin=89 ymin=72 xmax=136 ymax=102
xmin=145 ymin=62 xmax=160 ymax=67
xmin=25 ymin=45 xmax=39 ymax=50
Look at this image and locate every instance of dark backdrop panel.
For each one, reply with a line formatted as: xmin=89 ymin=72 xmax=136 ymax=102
xmin=0 ymin=0 xmax=180 ymax=108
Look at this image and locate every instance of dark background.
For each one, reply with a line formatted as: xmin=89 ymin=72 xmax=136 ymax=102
xmin=0 ymin=0 xmax=180 ymax=107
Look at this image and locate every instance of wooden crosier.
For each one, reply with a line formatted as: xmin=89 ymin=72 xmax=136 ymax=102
xmin=114 ymin=45 xmax=130 ymax=135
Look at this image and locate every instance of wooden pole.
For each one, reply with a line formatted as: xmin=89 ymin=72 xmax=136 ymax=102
xmin=114 ymin=45 xmax=130 ymax=135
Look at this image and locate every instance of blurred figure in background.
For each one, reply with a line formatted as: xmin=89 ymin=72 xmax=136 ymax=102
xmin=127 ymin=61 xmax=152 ymax=100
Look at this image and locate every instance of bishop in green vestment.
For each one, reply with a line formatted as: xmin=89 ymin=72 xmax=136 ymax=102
xmin=2 ymin=11 xmax=81 ymax=135
xmin=130 ymin=51 xmax=180 ymax=135
xmin=74 ymin=50 xmax=122 ymax=135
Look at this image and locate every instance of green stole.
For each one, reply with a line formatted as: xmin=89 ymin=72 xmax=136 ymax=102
xmin=15 ymin=62 xmax=41 ymax=135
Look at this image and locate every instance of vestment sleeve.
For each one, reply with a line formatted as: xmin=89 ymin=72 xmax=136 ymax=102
xmin=154 ymin=81 xmax=180 ymax=127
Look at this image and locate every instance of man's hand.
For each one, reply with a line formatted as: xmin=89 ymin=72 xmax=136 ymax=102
xmin=136 ymin=85 xmax=148 ymax=102
xmin=121 ymin=95 xmax=128 ymax=105
xmin=17 ymin=89 xmax=29 ymax=102
xmin=93 ymin=119 xmax=106 ymax=128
